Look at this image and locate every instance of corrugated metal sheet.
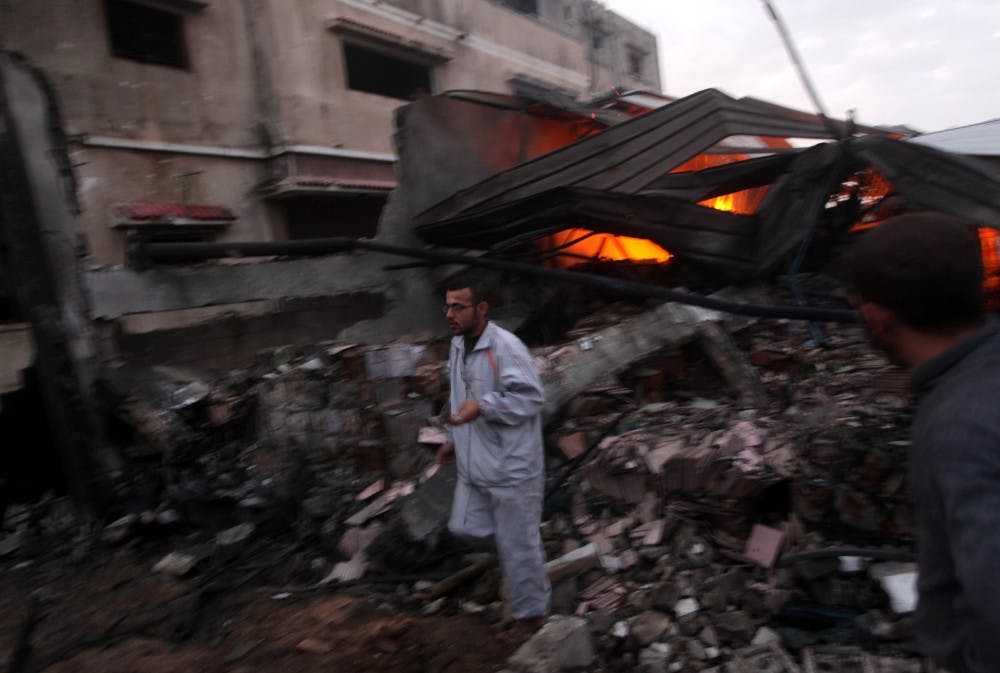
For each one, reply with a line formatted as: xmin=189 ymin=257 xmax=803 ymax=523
xmin=909 ymin=118 xmax=1000 ymax=156
xmin=413 ymin=88 xmax=861 ymax=227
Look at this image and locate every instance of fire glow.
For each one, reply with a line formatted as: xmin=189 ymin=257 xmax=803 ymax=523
xmin=540 ymin=229 xmax=672 ymax=268
xmin=981 ymin=227 xmax=1000 ymax=308
xmin=697 ymin=188 xmax=763 ymax=215
xmin=533 ymin=128 xmax=784 ymax=268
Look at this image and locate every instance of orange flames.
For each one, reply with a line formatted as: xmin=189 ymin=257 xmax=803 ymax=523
xmin=981 ymin=227 xmax=1000 ymax=309
xmin=531 ymin=120 xmax=786 ymax=267
xmin=697 ymin=187 xmax=765 ymax=215
xmin=536 ymin=186 xmax=763 ymax=268
xmin=539 ymin=229 xmax=672 ymax=268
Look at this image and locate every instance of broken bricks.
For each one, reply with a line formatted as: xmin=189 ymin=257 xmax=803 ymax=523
xmin=6 ymin=283 xmax=931 ymax=673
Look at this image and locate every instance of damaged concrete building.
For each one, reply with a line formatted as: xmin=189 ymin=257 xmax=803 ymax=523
xmin=0 ymin=0 xmax=660 ymax=368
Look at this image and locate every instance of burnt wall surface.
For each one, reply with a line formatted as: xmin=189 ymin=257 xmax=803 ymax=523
xmin=116 ymin=293 xmax=387 ymax=370
xmin=0 ymin=52 xmax=121 ymax=509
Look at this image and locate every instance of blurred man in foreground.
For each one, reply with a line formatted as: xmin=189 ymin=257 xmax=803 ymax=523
xmin=843 ymin=213 xmax=1000 ymax=673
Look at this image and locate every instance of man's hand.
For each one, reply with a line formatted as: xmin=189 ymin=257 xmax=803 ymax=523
xmin=436 ymin=441 xmax=455 ymax=465
xmin=445 ymin=400 xmax=481 ymax=426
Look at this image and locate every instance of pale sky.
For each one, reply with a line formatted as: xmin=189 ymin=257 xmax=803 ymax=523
xmin=604 ymin=0 xmax=1000 ymax=133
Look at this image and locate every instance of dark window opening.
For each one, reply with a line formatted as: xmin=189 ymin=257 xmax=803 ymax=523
xmin=343 ymin=43 xmax=431 ymax=101
xmin=500 ymin=0 xmax=539 ymax=16
xmin=627 ymin=47 xmax=644 ymax=79
xmin=106 ymin=0 xmax=188 ymax=68
xmin=1 ymin=367 xmax=67 ymax=509
xmin=282 ymin=194 xmax=385 ymax=241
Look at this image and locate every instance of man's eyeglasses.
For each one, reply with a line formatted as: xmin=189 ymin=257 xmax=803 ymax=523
xmin=442 ymin=303 xmax=473 ymax=315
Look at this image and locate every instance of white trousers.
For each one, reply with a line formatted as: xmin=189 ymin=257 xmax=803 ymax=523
xmin=448 ymin=477 xmax=551 ymax=619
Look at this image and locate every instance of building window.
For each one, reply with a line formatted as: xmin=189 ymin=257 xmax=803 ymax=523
xmin=500 ymin=0 xmax=539 ymax=16
xmin=343 ymin=42 xmax=432 ymax=101
xmin=627 ymin=47 xmax=645 ymax=79
xmin=282 ymin=195 xmax=385 ymax=240
xmin=106 ymin=0 xmax=188 ymax=68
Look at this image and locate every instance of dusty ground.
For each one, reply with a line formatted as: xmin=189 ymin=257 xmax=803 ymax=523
xmin=0 ymin=541 xmax=517 ymax=673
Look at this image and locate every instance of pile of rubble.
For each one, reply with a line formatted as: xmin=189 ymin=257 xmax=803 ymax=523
xmin=0 ymin=283 xmax=931 ymax=672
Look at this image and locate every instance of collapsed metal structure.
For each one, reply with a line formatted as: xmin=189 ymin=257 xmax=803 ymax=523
xmin=407 ymin=88 xmax=1000 ymax=280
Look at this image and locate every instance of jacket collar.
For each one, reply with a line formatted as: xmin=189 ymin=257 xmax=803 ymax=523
xmin=452 ymin=320 xmax=498 ymax=355
xmin=910 ymin=318 xmax=999 ymax=393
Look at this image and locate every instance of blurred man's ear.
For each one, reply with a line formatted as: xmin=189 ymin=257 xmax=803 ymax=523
xmin=859 ymin=301 xmax=897 ymax=342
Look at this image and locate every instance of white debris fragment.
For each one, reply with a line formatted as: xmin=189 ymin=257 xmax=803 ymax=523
xmin=674 ymin=598 xmax=699 ymax=618
xmin=153 ymin=551 xmax=198 ymax=576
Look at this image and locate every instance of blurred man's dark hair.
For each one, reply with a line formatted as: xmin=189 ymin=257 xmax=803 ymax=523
xmin=842 ymin=213 xmax=985 ymax=330
xmin=443 ymin=271 xmax=492 ymax=305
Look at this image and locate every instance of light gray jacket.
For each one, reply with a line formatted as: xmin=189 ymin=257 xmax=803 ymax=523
xmin=447 ymin=321 xmax=545 ymax=487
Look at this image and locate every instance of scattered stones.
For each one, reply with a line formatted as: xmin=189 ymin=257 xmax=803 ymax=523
xmin=3 ymin=289 xmax=931 ymax=672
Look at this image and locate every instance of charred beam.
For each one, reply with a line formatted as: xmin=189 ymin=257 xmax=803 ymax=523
xmin=0 ymin=52 xmax=121 ymax=513
xmin=133 ymin=237 xmax=858 ymax=324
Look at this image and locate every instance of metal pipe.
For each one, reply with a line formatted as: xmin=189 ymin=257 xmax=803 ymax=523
xmin=133 ymin=237 xmax=859 ymax=323
xmin=775 ymin=547 xmax=915 ymax=567
xmin=760 ymin=0 xmax=843 ymax=140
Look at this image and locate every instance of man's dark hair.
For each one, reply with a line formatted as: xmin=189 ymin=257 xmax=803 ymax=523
xmin=443 ymin=272 xmax=491 ymax=305
xmin=842 ymin=212 xmax=985 ymax=330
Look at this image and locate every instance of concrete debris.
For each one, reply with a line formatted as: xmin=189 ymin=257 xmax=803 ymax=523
xmin=152 ymin=551 xmax=199 ymax=576
xmin=545 ymin=542 xmax=600 ymax=583
xmin=556 ymin=431 xmax=588 ymax=460
xmin=752 ymin=626 xmax=782 ymax=645
xmin=320 ymin=555 xmax=368 ymax=584
xmin=744 ymin=524 xmax=786 ymax=568
xmin=506 ymin=616 xmax=594 ymax=673
xmin=0 ymin=280 xmax=936 ymax=671
xmin=332 ymin=524 xmax=379 ymax=561
xmin=355 ymin=479 xmax=385 ymax=501
xmin=344 ymin=481 xmax=414 ymax=526
xmin=673 ymin=597 xmax=699 ymax=618
xmin=417 ymin=426 xmax=448 ymax=445
xmin=398 ymin=462 xmax=456 ymax=543
xmin=629 ymin=610 xmax=673 ymax=645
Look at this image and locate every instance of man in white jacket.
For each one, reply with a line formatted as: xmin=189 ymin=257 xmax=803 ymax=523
xmin=436 ymin=274 xmax=551 ymax=641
